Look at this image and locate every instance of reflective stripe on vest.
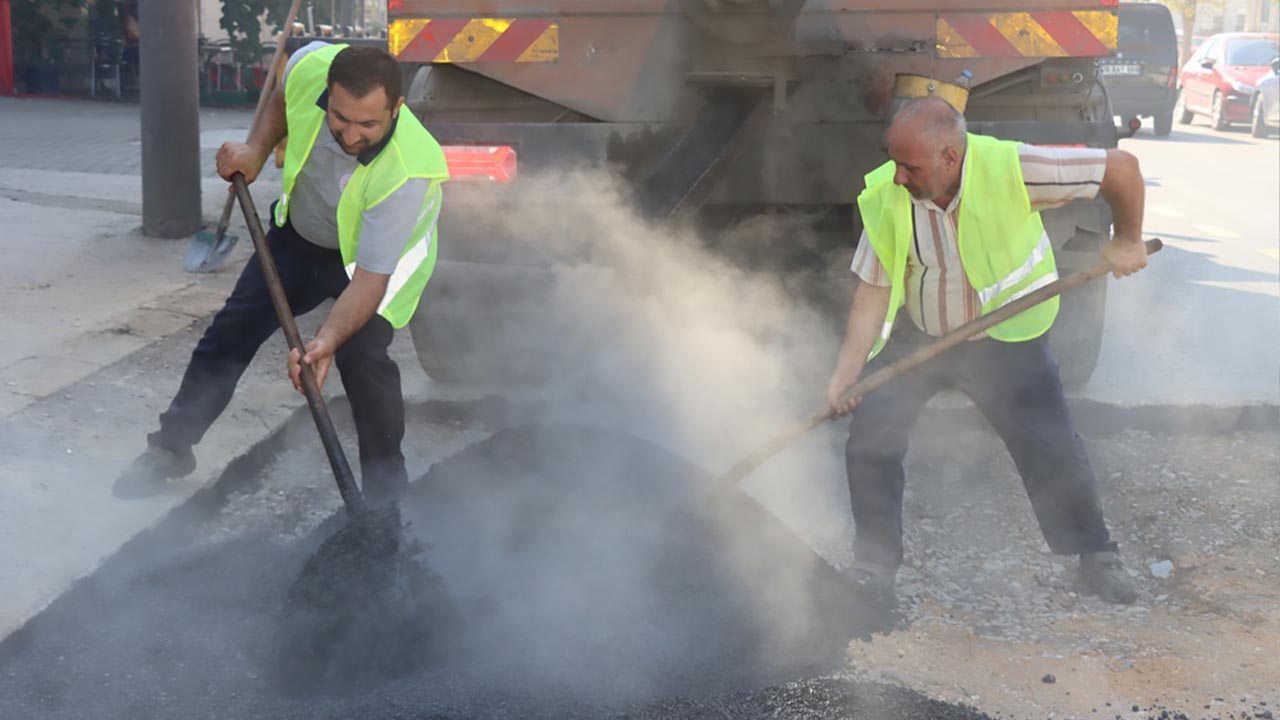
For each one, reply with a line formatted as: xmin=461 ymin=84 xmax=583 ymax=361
xmin=344 ymin=193 xmax=440 ymax=316
xmin=976 ymin=233 xmax=1057 ymax=307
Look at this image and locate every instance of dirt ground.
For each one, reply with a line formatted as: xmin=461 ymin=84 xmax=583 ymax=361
xmin=843 ymin=428 xmax=1280 ymax=720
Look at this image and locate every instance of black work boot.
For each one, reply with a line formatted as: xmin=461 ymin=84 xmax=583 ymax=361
xmin=1080 ymin=550 xmax=1138 ymax=604
xmin=361 ymin=466 xmax=410 ymax=509
xmin=112 ymin=444 xmax=196 ymax=499
xmin=844 ymin=561 xmax=901 ymax=636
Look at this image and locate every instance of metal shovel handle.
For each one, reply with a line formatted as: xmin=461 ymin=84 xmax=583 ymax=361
xmin=716 ymin=238 xmax=1164 ymax=488
xmin=230 ymin=173 xmax=367 ymax=516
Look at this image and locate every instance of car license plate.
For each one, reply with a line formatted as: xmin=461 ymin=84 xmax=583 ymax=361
xmin=1100 ymin=63 xmax=1142 ymax=76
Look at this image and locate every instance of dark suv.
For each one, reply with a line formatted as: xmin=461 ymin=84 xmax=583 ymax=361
xmin=1100 ymin=3 xmax=1179 ymax=136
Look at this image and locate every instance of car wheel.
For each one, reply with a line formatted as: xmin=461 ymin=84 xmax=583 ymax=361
xmin=1154 ymin=107 xmax=1174 ymax=137
xmin=1210 ymin=90 xmax=1230 ymax=130
xmin=1252 ymin=98 xmax=1269 ymax=138
xmin=1174 ymin=91 xmax=1194 ymax=124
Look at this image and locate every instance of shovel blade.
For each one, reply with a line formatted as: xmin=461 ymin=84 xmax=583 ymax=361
xmin=183 ymin=228 xmax=241 ymax=273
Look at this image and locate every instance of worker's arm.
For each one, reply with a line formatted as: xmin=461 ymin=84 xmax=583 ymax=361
xmin=826 ymin=282 xmax=892 ymax=417
xmin=215 ymin=84 xmax=287 ymax=184
xmin=287 ymin=268 xmax=390 ymax=394
xmin=1097 ymin=148 xmax=1148 ymax=279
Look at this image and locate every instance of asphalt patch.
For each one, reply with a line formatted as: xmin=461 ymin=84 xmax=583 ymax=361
xmin=0 ymin=421 xmax=989 ymax=719
xmin=274 ymin=505 xmax=458 ymax=692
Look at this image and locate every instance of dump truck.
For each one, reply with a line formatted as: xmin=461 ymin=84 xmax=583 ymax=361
xmin=378 ymin=0 xmax=1125 ymax=386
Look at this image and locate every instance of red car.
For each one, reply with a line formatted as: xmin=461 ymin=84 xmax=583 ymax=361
xmin=1176 ymin=32 xmax=1280 ymax=130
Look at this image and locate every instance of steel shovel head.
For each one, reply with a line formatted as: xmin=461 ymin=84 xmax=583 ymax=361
xmin=183 ymin=228 xmax=241 ymax=273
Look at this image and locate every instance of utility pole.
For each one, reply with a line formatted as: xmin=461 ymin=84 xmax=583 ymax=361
xmin=138 ymin=0 xmax=202 ymax=238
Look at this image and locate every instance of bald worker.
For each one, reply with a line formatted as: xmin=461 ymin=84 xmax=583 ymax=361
xmin=828 ymin=98 xmax=1148 ymax=614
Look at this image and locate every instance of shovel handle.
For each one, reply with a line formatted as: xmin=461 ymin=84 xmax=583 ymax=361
xmin=211 ymin=0 xmax=304 ymax=242
xmin=716 ymin=238 xmax=1163 ymax=488
xmin=230 ymin=173 xmax=367 ymax=516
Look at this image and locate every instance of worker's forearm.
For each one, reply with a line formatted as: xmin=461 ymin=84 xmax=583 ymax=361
xmin=316 ymin=270 xmax=389 ymax=349
xmin=247 ymin=86 xmax=288 ymax=159
xmin=834 ymin=283 xmax=892 ymax=379
xmin=1100 ymin=149 xmax=1145 ymax=243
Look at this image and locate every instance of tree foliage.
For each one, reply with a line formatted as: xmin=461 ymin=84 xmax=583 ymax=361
xmin=1159 ymin=0 xmax=1228 ymax=64
xmin=219 ymin=0 xmax=293 ymax=65
xmin=10 ymin=0 xmax=88 ymax=64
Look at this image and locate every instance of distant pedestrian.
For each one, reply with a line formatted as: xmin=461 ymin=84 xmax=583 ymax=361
xmin=113 ymin=43 xmax=448 ymax=506
xmin=827 ymin=97 xmax=1147 ymax=612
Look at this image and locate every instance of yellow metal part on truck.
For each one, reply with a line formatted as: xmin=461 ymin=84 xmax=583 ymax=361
xmin=388 ymin=18 xmax=559 ymax=63
xmin=936 ymin=10 xmax=1117 ymax=58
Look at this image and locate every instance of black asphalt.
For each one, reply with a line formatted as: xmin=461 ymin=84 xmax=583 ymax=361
xmin=0 ymin=421 xmax=991 ymax=720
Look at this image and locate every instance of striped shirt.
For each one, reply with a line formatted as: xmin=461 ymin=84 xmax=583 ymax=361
xmin=850 ymin=144 xmax=1108 ymax=337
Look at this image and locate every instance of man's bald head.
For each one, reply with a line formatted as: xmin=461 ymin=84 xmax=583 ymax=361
xmin=887 ymin=97 xmax=967 ymax=154
xmin=883 ymin=97 xmax=968 ymax=203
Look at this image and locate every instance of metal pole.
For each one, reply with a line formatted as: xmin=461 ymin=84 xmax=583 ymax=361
xmin=139 ymin=0 xmax=201 ymax=238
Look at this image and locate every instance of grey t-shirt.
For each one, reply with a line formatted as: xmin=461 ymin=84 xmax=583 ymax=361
xmin=281 ymin=41 xmax=432 ymax=274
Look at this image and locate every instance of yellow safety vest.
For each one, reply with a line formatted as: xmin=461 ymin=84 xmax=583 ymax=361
xmin=855 ymin=133 xmax=1059 ymax=358
xmin=274 ymin=42 xmax=450 ymax=329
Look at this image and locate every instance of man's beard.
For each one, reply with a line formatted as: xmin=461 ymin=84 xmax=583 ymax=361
xmin=332 ymin=130 xmax=372 ymax=155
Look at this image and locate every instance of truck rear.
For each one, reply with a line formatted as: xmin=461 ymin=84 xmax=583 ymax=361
xmin=391 ymin=0 xmax=1123 ymax=385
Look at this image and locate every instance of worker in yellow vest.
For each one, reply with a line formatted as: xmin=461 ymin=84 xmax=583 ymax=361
xmin=827 ymin=98 xmax=1148 ymax=616
xmin=114 ymin=44 xmax=448 ymax=506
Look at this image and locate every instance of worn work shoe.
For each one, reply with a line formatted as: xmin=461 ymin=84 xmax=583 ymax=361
xmin=845 ymin=562 xmax=897 ymax=607
xmin=111 ymin=445 xmax=196 ymax=499
xmin=1080 ymin=550 xmax=1138 ymax=604
xmin=844 ymin=561 xmax=902 ymax=636
xmin=362 ymin=476 xmax=410 ymax=509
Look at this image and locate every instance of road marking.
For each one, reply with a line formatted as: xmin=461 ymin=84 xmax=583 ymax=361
xmin=1194 ymin=223 xmax=1240 ymax=239
xmin=1259 ymin=247 xmax=1280 ymax=261
xmin=1148 ymin=204 xmax=1184 ymax=219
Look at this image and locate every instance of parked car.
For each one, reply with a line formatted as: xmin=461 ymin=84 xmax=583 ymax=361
xmin=1102 ymin=3 xmax=1179 ymax=136
xmin=1176 ymin=32 xmax=1280 ymax=130
xmin=1252 ymin=56 xmax=1280 ymax=137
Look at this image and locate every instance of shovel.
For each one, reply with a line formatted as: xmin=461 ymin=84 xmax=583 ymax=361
xmin=185 ymin=0 xmax=303 ymax=273
xmin=717 ymin=238 xmax=1164 ymax=490
xmin=229 ymin=172 xmax=446 ymax=686
xmin=229 ymin=172 xmax=369 ymax=515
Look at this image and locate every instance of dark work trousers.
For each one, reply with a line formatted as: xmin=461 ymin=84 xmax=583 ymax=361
xmin=845 ymin=320 xmax=1116 ymax=571
xmin=149 ymin=213 xmax=408 ymax=500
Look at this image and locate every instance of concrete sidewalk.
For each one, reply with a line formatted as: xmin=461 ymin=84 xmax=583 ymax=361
xmin=0 ymin=97 xmax=432 ymax=638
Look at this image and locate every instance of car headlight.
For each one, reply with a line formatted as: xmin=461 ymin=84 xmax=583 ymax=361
xmin=1230 ymin=80 xmax=1255 ymax=94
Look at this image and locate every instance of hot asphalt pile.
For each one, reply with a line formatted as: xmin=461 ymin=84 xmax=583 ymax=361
xmin=0 ymin=421 xmax=991 ymax=720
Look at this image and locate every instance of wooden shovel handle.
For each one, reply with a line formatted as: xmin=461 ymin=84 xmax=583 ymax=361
xmin=716 ymin=238 xmax=1163 ymax=488
xmin=213 ymin=0 xmax=304 ymax=237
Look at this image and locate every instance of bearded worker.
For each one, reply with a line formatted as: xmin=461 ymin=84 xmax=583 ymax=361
xmin=828 ymin=97 xmax=1148 ymax=611
xmin=114 ymin=43 xmax=447 ymax=506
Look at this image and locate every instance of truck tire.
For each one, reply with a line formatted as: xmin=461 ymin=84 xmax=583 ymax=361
xmin=1154 ymin=107 xmax=1173 ymax=137
xmin=408 ymin=261 xmax=604 ymax=385
xmin=1049 ymin=232 xmax=1108 ymax=389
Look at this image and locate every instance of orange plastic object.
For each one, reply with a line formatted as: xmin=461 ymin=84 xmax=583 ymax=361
xmin=441 ymin=145 xmax=518 ymax=183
